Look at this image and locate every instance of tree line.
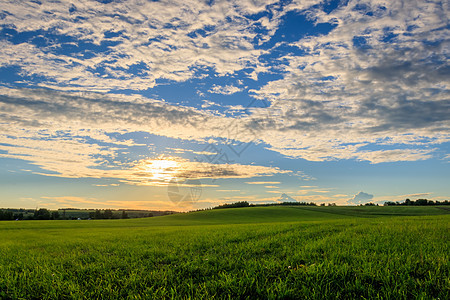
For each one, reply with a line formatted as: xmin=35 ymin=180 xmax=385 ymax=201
xmin=384 ymin=199 xmax=449 ymax=206
xmin=207 ymin=199 xmax=449 ymax=211
xmin=0 ymin=208 xmax=153 ymax=220
xmin=0 ymin=208 xmax=60 ymax=220
xmin=88 ymin=209 xmax=135 ymax=219
xmin=212 ymin=201 xmax=321 ymax=210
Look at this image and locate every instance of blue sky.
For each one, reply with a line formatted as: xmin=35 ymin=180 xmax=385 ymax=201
xmin=0 ymin=0 xmax=448 ymax=211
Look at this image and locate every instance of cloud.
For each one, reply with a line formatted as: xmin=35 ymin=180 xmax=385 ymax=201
xmin=39 ymin=196 xmax=105 ymax=209
xmin=208 ymin=84 xmax=243 ymax=95
xmin=121 ymin=157 xmax=291 ymax=186
xmin=201 ymin=100 xmax=218 ymax=108
xmin=39 ymin=196 xmax=184 ymax=210
xmin=192 ymin=151 xmax=219 ymax=156
xmin=355 ymin=149 xmax=435 ymax=164
xmin=401 ymin=193 xmax=432 ymax=199
xmin=245 ymin=181 xmax=281 ymax=185
xmin=348 ymin=191 xmax=374 ymax=205
xmin=0 ymin=86 xmax=225 ymax=145
xmin=0 ymin=0 xmax=448 ymax=169
xmin=0 ymin=87 xmax=293 ymax=184
xmin=245 ymin=1 xmax=449 ymax=160
xmin=0 ymin=0 xmax=286 ymax=91
xmin=0 ymin=135 xmax=289 ymax=186
xmin=297 ymin=188 xmax=330 ymax=195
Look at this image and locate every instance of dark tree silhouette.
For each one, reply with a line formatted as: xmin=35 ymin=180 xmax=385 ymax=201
xmin=34 ymin=208 xmax=51 ymax=220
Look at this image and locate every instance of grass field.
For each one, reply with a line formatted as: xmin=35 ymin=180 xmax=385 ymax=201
xmin=0 ymin=206 xmax=449 ymax=299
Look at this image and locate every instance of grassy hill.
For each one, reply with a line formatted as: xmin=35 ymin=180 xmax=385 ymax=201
xmin=131 ymin=205 xmax=450 ymax=226
xmin=0 ymin=206 xmax=448 ymax=299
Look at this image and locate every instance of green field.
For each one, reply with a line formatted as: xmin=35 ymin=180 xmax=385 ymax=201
xmin=0 ymin=206 xmax=449 ymax=299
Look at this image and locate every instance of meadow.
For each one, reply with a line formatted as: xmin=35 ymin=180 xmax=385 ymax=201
xmin=0 ymin=206 xmax=448 ymax=299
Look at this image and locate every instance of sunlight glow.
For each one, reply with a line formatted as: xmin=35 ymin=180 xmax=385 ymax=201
xmin=145 ymin=159 xmax=179 ymax=182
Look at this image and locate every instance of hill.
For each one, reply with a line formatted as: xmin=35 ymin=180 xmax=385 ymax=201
xmin=140 ymin=205 xmax=450 ymax=226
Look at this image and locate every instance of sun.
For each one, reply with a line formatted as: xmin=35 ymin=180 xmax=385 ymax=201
xmin=146 ymin=158 xmax=179 ymax=182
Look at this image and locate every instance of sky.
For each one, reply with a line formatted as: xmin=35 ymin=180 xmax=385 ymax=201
xmin=0 ymin=0 xmax=449 ymax=211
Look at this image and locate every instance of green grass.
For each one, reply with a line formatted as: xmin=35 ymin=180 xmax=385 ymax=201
xmin=0 ymin=206 xmax=448 ymax=299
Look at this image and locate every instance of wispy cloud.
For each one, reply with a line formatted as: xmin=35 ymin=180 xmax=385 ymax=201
xmin=39 ymin=196 xmax=182 ymax=210
xmin=208 ymin=84 xmax=242 ymax=95
xmin=121 ymin=157 xmax=291 ymax=186
xmin=245 ymin=181 xmax=282 ymax=185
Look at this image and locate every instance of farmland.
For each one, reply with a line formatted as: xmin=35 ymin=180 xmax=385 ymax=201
xmin=0 ymin=206 xmax=449 ymax=299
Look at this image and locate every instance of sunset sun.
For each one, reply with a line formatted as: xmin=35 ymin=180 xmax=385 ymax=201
xmin=145 ymin=159 xmax=179 ymax=182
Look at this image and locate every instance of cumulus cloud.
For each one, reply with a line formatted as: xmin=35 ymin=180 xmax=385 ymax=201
xmin=0 ymin=0 xmax=286 ymax=91
xmin=348 ymin=191 xmax=374 ymax=205
xmin=246 ymin=0 xmax=449 ymax=162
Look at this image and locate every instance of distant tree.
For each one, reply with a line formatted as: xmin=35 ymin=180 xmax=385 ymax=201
xmin=13 ymin=212 xmax=24 ymax=220
xmin=415 ymin=199 xmax=429 ymax=206
xmin=103 ymin=209 xmax=113 ymax=219
xmin=121 ymin=210 xmax=128 ymax=219
xmin=51 ymin=211 xmax=60 ymax=220
xmin=91 ymin=209 xmax=103 ymax=219
xmin=214 ymin=201 xmax=251 ymax=209
xmin=0 ymin=210 xmax=14 ymax=220
xmin=34 ymin=208 xmax=51 ymax=220
xmin=384 ymin=198 xmax=449 ymax=206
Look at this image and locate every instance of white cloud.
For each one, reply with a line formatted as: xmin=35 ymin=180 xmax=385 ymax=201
xmin=0 ymin=0 xmax=286 ymax=91
xmin=245 ymin=0 xmax=449 ymax=163
xmin=0 ymin=0 xmax=448 ymax=169
xmin=348 ymin=191 xmax=374 ymax=205
xmin=208 ymin=84 xmax=243 ymax=95
xmin=201 ymin=100 xmax=218 ymax=108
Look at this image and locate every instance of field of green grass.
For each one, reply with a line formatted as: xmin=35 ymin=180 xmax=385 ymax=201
xmin=0 ymin=206 xmax=448 ymax=299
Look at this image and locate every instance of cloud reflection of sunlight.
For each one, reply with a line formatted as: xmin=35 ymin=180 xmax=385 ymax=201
xmin=138 ymin=157 xmax=179 ymax=183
